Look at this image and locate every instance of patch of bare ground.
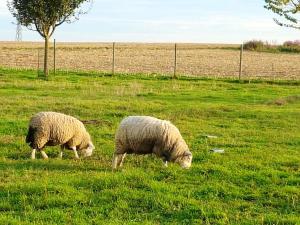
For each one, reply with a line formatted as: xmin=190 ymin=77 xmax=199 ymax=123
xmin=1 ymin=41 xmax=300 ymax=80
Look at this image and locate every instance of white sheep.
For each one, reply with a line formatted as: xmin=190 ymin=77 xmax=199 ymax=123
xmin=26 ymin=112 xmax=95 ymax=159
xmin=112 ymin=116 xmax=192 ymax=169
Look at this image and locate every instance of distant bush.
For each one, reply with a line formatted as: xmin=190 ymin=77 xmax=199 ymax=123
xmin=280 ymin=40 xmax=300 ymax=53
xmin=283 ymin=40 xmax=300 ymax=47
xmin=243 ymin=40 xmax=300 ymax=53
xmin=243 ymin=40 xmax=266 ymax=51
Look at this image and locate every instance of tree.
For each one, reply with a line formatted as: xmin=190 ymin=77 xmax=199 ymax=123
xmin=8 ymin=0 xmax=92 ymax=77
xmin=264 ymin=0 xmax=300 ymax=29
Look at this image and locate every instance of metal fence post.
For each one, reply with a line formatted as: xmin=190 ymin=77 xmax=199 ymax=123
xmin=239 ymin=43 xmax=243 ymax=80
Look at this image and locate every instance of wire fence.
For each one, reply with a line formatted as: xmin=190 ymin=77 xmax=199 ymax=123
xmin=0 ymin=41 xmax=299 ymax=80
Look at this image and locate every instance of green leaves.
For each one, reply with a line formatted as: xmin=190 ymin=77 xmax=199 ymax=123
xmin=8 ymin=0 xmax=92 ymax=38
xmin=264 ymin=0 xmax=300 ymax=29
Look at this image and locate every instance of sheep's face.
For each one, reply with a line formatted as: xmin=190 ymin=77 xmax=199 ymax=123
xmin=81 ymin=142 xmax=95 ymax=157
xmin=178 ymin=151 xmax=192 ymax=169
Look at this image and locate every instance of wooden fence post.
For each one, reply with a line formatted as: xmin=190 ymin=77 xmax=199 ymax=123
xmin=112 ymin=42 xmax=115 ymax=75
xmin=53 ymin=39 xmax=56 ymax=75
xmin=174 ymin=43 xmax=177 ymax=78
xmin=272 ymin=63 xmax=275 ymax=81
xmin=239 ymin=43 xmax=243 ymax=80
xmin=37 ymin=48 xmax=40 ymax=77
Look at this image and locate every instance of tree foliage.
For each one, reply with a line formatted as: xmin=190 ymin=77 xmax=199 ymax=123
xmin=8 ymin=0 xmax=92 ymax=77
xmin=264 ymin=0 xmax=300 ymax=29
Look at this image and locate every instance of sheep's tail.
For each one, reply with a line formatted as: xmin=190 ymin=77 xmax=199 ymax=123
xmin=26 ymin=126 xmax=36 ymax=144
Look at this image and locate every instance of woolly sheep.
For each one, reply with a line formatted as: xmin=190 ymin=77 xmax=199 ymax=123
xmin=112 ymin=116 xmax=192 ymax=169
xmin=26 ymin=112 xmax=95 ymax=159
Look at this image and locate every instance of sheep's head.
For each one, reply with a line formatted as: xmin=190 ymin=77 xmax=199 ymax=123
xmin=177 ymin=151 xmax=192 ymax=169
xmin=81 ymin=142 xmax=95 ymax=157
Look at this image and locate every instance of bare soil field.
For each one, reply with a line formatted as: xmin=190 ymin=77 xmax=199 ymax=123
xmin=0 ymin=41 xmax=299 ymax=80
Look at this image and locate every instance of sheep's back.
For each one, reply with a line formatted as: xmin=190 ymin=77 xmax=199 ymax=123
xmin=116 ymin=116 xmax=181 ymax=148
xmin=30 ymin=112 xmax=86 ymax=144
xmin=118 ymin=116 xmax=189 ymax=157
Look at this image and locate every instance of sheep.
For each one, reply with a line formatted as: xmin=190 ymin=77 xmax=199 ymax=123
xmin=112 ymin=116 xmax=192 ymax=169
xmin=26 ymin=111 xmax=95 ymax=159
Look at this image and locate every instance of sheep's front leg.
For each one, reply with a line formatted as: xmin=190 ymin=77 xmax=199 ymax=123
xmin=153 ymin=145 xmax=168 ymax=167
xmin=40 ymin=150 xmax=48 ymax=159
xmin=31 ymin=149 xmax=36 ymax=159
xmin=71 ymin=146 xmax=79 ymax=159
xmin=112 ymin=153 xmax=126 ymax=169
xmin=112 ymin=153 xmax=119 ymax=169
xmin=118 ymin=153 xmax=127 ymax=167
xmin=163 ymin=160 xmax=168 ymax=167
xmin=161 ymin=155 xmax=168 ymax=167
xmin=58 ymin=146 xmax=64 ymax=159
xmin=112 ymin=154 xmax=118 ymax=169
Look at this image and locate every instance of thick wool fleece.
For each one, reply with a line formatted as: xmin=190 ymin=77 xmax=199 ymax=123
xmin=115 ymin=116 xmax=190 ymax=161
xmin=26 ymin=112 xmax=91 ymax=150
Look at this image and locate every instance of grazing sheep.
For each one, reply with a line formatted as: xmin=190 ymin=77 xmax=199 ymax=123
xmin=112 ymin=116 xmax=192 ymax=169
xmin=26 ymin=112 xmax=95 ymax=159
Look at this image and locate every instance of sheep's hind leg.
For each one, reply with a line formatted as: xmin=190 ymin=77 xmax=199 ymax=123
xmin=31 ymin=149 xmax=36 ymax=160
xmin=71 ymin=146 xmax=79 ymax=159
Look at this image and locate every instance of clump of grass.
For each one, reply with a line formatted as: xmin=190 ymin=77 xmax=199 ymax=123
xmin=266 ymin=95 xmax=300 ymax=106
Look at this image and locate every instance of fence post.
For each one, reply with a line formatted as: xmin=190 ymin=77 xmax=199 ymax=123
xmin=112 ymin=42 xmax=115 ymax=75
xmin=239 ymin=43 xmax=243 ymax=80
xmin=272 ymin=63 xmax=275 ymax=81
xmin=53 ymin=38 xmax=56 ymax=75
xmin=174 ymin=43 xmax=177 ymax=78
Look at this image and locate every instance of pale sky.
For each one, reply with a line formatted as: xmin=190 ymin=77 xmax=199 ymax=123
xmin=0 ymin=0 xmax=299 ymax=43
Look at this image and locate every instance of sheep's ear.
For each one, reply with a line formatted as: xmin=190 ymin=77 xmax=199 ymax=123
xmin=89 ymin=142 xmax=95 ymax=149
xmin=184 ymin=151 xmax=192 ymax=157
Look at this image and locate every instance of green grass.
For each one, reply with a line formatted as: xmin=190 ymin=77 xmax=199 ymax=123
xmin=0 ymin=68 xmax=299 ymax=225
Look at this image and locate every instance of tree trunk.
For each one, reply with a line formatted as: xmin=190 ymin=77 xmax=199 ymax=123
xmin=43 ymin=36 xmax=49 ymax=77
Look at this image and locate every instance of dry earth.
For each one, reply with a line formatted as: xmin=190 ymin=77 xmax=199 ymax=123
xmin=0 ymin=41 xmax=299 ymax=80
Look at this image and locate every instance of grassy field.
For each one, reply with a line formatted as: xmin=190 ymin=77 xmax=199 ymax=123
xmin=0 ymin=68 xmax=299 ymax=224
xmin=1 ymin=41 xmax=300 ymax=80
